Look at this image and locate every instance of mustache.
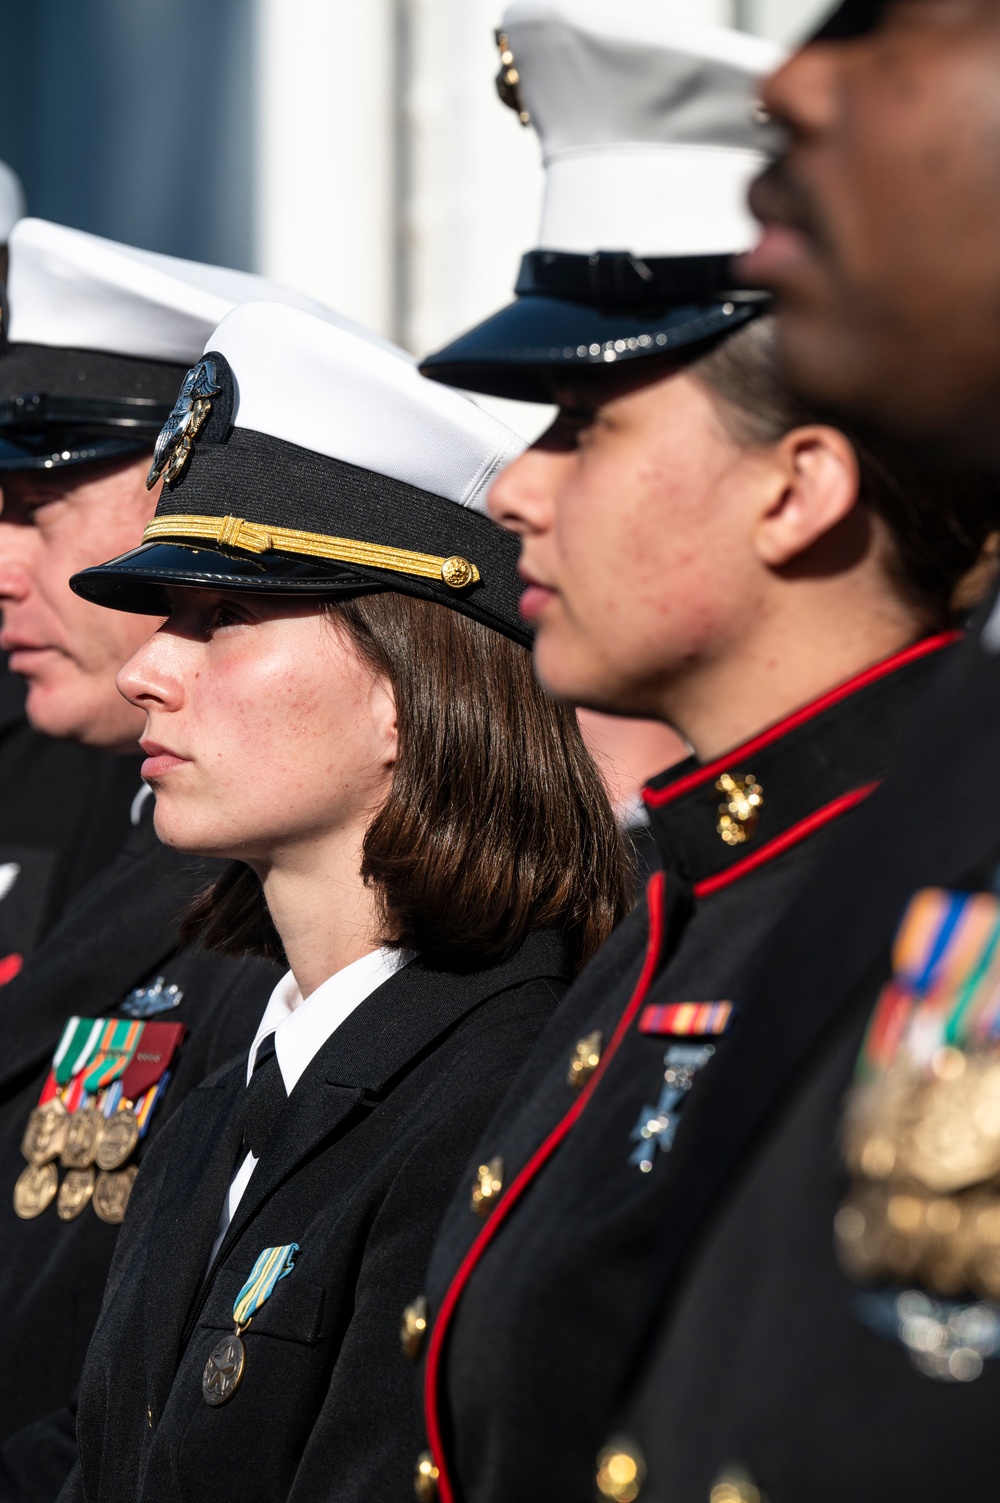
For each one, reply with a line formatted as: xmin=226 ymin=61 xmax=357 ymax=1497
xmin=748 ymin=154 xmax=830 ymax=255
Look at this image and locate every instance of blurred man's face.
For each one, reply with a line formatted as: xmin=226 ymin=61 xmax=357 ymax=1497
xmin=742 ymin=0 xmax=1000 ymax=461
xmin=0 ymin=455 xmax=163 ymax=751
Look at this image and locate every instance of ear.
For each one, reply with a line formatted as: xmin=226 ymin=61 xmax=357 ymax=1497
xmin=370 ymin=674 xmax=398 ymax=773
xmin=754 ymin=425 xmax=860 ymax=569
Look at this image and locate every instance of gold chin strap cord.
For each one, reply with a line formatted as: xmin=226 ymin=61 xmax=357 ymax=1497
xmin=142 ymin=514 xmax=479 ymax=591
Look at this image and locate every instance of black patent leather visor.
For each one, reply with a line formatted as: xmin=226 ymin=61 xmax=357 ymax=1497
xmin=419 ymin=293 xmax=764 ymax=401
xmin=70 ymin=541 xmax=532 ymax=648
xmin=0 ymin=429 xmax=154 ymax=472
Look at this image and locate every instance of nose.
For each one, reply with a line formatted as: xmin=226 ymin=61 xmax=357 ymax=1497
xmin=0 ymin=518 xmax=36 ymax=606
xmin=488 ymin=445 xmax=570 ymax=538
xmin=761 ymin=41 xmax=841 ymax=139
xmin=116 ymin=626 xmax=185 ymax=713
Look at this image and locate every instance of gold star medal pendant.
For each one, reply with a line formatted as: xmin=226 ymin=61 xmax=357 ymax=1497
xmin=203 ymin=1243 xmax=300 ymax=1406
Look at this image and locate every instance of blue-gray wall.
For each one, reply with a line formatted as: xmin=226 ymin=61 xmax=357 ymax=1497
xmin=0 ymin=0 xmax=255 ymax=268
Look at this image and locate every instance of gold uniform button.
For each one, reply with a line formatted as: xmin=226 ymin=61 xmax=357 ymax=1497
xmin=710 ymin=1468 xmax=765 ymax=1503
xmin=414 ymin=1450 xmax=440 ymax=1501
xmin=596 ymin=1439 xmax=645 ymax=1502
xmin=567 ymin=1029 xmax=603 ymax=1089
xmin=471 ymin=1155 xmax=504 ymax=1216
xmin=401 ymin=1295 xmax=429 ymax=1360
xmin=440 ymin=555 xmax=476 ymax=590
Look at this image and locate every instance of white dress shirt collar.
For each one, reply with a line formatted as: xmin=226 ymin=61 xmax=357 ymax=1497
xmin=248 ymin=946 xmax=415 ymax=1097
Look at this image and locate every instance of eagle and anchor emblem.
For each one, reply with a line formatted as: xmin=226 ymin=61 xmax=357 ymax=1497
xmin=146 ymin=358 xmax=221 ymax=490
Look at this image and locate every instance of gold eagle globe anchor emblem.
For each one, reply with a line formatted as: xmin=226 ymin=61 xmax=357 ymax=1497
xmin=715 ymin=773 xmax=763 ymax=846
xmin=146 ymin=358 xmax=221 ymax=490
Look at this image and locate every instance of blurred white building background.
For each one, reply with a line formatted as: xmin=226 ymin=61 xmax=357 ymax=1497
xmin=0 ymin=0 xmax=829 ymax=436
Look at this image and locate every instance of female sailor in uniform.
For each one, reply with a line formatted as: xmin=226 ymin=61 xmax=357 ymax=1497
xmin=61 ymin=300 xmax=633 ymax=1503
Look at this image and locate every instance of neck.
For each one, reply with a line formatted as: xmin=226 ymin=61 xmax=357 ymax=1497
xmin=255 ymin=829 xmax=383 ymax=1003
xmin=661 ymin=593 xmax=929 ymax=763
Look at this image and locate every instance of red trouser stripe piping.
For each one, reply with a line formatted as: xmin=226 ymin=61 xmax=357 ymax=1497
xmin=693 ymin=782 xmax=880 ymax=899
xmin=422 ymin=870 xmax=669 ymax=1503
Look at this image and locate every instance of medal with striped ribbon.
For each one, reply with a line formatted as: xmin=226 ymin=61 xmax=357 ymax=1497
xmin=202 ymin=1244 xmax=300 ymax=1406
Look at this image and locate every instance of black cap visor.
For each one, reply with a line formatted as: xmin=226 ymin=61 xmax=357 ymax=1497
xmin=71 ymin=539 xmax=532 ymax=649
xmin=419 ymin=293 xmax=764 ymax=401
xmin=0 ymin=428 xmax=154 ymax=472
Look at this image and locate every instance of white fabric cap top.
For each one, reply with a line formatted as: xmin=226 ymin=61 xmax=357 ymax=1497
xmin=500 ymin=0 xmax=784 ymax=258
xmin=5 ymin=217 xmax=405 ymax=364
xmin=206 ymin=300 xmax=524 ymax=512
xmin=0 ymin=161 xmax=26 ymax=244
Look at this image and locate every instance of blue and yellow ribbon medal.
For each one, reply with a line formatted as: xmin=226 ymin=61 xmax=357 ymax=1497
xmin=202 ymin=1244 xmax=299 ymax=1406
xmin=837 ymin=890 xmax=1000 ymax=1329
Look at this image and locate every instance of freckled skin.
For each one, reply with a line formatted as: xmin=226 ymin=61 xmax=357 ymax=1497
xmin=0 ymin=456 xmax=165 ymax=749
xmin=116 ymin=592 xmax=396 ymax=867
xmin=746 ymin=0 xmax=1000 ymax=460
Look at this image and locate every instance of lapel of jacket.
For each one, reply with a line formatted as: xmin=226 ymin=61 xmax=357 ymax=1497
xmin=140 ymin=1062 xmax=246 ymax=1410
xmin=0 ymin=823 xmax=220 ymax=1095
xmin=213 ymin=931 xmax=570 ymax=1268
xmin=628 ymin=619 xmax=1000 ymax=1363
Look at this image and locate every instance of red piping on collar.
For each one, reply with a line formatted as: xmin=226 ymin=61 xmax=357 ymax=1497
xmin=643 ymin=630 xmax=959 ymax=810
xmin=423 ymin=870 xmax=669 ymax=1503
xmin=693 ymin=781 xmax=879 ymax=899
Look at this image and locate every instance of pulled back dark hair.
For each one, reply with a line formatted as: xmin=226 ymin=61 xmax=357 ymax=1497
xmin=181 ymin=591 xmax=635 ymax=974
xmin=692 ymin=316 xmax=1000 ymax=625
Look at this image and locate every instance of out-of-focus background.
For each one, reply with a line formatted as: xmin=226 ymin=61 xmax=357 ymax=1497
xmin=0 ymin=0 xmax=828 ymax=439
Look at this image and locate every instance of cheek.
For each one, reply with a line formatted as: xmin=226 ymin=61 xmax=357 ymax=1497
xmin=185 ymin=645 xmax=378 ymax=809
xmin=556 ymin=449 xmax=720 ymax=628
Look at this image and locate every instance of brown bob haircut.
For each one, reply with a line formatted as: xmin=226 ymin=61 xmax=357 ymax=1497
xmin=182 ymin=591 xmax=636 ymax=975
xmin=692 ymin=316 xmax=1000 ymax=625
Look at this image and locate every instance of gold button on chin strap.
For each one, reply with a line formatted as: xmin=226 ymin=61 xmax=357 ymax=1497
xmin=141 ymin=514 xmax=480 ymax=592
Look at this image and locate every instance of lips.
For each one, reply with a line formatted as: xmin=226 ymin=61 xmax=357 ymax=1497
xmin=0 ymin=640 xmax=62 ymax=676
xmin=139 ymin=739 xmax=190 ymax=781
xmin=738 ymin=161 xmax=823 ymax=289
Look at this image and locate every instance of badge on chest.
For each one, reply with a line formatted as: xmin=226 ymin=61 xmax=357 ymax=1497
xmin=203 ymin=1244 xmax=299 ymax=1406
xmin=14 ymin=1012 xmax=186 ymax=1224
xmin=627 ymin=1001 xmax=736 ymax=1173
xmin=837 ymin=888 xmax=1000 ymax=1378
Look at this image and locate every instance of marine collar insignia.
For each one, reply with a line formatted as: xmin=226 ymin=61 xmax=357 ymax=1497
xmin=147 ymin=358 xmax=221 ymax=490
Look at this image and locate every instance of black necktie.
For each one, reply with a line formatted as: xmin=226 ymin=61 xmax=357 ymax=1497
xmin=242 ymin=1035 xmax=287 ymax=1160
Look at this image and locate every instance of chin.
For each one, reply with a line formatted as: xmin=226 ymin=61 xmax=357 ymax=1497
xmin=151 ymin=803 xmax=233 ymax=860
xmin=532 ymin=638 xmax=657 ymax=719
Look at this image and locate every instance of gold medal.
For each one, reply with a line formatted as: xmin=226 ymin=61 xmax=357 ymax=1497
xmin=202 ymin=1332 xmax=247 ymax=1406
xmin=94 ymin=1107 xmax=140 ymax=1170
xmin=13 ymin=1161 xmax=58 ymax=1219
xmin=902 ymin=1055 xmax=1000 ymax=1194
xmin=60 ymin=1106 xmax=105 ymax=1169
xmin=20 ymin=1099 xmax=68 ymax=1166
xmin=93 ymin=1164 xmax=138 ymax=1224
xmin=57 ymin=1166 xmax=96 ymax=1221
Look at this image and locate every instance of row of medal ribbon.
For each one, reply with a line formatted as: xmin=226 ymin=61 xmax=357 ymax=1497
xmin=837 ymin=887 xmax=1000 ymax=1301
xmin=14 ymin=1014 xmax=186 ymax=1224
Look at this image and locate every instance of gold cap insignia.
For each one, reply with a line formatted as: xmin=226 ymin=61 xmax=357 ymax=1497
xmin=715 ymin=773 xmax=763 ymax=846
xmin=495 ymin=31 xmax=530 ymax=125
xmin=471 ymin=1155 xmax=504 ymax=1216
xmin=147 ymin=358 xmax=221 ymax=490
